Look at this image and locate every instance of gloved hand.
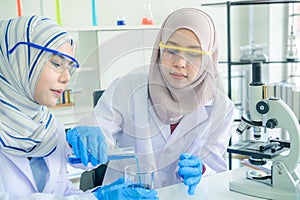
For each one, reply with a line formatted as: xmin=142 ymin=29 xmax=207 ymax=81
xmin=178 ymin=153 xmax=203 ymax=196
xmin=93 ymin=177 xmax=159 ymax=200
xmin=66 ymin=126 xmax=108 ymax=166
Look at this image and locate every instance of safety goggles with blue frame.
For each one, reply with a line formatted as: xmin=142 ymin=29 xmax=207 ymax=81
xmin=8 ymin=41 xmax=80 ymax=75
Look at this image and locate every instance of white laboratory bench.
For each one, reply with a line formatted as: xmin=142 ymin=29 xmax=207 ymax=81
xmin=68 ymin=165 xmax=281 ymax=199
xmin=157 ymin=166 xmax=267 ymax=200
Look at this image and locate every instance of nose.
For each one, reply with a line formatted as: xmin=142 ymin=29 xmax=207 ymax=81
xmin=174 ymin=56 xmax=187 ymax=68
xmin=59 ymin=70 xmax=70 ymax=84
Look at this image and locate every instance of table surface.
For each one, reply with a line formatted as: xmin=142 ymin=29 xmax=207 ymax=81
xmin=157 ymin=167 xmax=268 ymax=200
xmin=68 ymin=164 xmax=289 ymax=199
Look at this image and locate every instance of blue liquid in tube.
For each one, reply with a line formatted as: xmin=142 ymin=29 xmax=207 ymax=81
xmin=68 ymin=147 xmax=145 ymax=187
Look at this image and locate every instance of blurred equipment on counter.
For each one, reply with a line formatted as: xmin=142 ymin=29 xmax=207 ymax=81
xmin=228 ymin=62 xmax=300 ymax=199
xmin=240 ymin=42 xmax=268 ymax=62
xmin=286 ymin=25 xmax=298 ymax=61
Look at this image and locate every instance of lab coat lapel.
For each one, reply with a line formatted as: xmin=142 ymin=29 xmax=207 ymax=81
xmin=176 ymin=105 xmax=209 ymax=137
xmin=150 ymin=100 xmax=211 ymax=143
xmin=157 ymin=104 xmax=211 ymax=169
xmin=5 ymin=153 xmax=37 ymax=190
xmin=43 ymin=150 xmax=60 ymax=192
xmin=149 ymin=108 xmax=169 ymax=142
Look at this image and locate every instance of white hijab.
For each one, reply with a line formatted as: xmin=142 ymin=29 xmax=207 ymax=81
xmin=0 ymin=16 xmax=75 ymax=157
xmin=148 ymin=8 xmax=219 ymax=124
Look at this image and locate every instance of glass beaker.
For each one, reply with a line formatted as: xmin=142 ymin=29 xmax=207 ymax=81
xmin=125 ymin=164 xmax=154 ymax=189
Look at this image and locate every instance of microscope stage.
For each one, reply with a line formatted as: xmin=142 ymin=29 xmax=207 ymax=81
xmin=227 ymin=140 xmax=289 ymax=159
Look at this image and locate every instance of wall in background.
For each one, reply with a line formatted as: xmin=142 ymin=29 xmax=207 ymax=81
xmin=1 ymin=1 xmax=292 ymax=139
xmin=0 ymin=0 xmax=230 ymax=58
xmin=0 ymin=0 xmax=288 ymax=83
xmin=0 ymin=0 xmax=207 ymax=26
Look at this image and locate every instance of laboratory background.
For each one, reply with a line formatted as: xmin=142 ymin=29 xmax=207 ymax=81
xmin=1 ymin=0 xmax=300 ymax=199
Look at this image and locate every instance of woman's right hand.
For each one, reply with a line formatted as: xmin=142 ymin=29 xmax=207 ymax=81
xmin=66 ymin=126 xmax=108 ymax=166
xmin=93 ymin=177 xmax=159 ymax=200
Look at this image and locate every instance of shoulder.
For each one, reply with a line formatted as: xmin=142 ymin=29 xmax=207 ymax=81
xmin=109 ymin=72 xmax=148 ymax=93
xmin=114 ymin=72 xmax=148 ymax=86
xmin=103 ymin=73 xmax=149 ymax=104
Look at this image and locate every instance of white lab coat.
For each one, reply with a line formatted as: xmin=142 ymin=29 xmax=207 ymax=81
xmin=88 ymin=73 xmax=235 ymax=188
xmin=0 ymin=122 xmax=96 ymax=200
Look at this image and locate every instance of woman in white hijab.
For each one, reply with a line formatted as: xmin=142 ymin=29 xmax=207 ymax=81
xmin=0 ymin=15 xmax=158 ymax=200
xmin=83 ymin=7 xmax=235 ymax=196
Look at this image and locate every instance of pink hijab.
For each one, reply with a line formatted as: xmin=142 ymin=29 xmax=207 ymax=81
xmin=148 ymin=8 xmax=219 ymax=124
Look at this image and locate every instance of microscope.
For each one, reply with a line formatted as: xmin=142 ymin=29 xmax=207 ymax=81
xmin=227 ymin=62 xmax=300 ymax=199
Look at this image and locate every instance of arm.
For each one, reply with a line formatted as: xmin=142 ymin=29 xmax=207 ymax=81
xmin=0 ymin=178 xmax=96 ymax=200
xmin=22 ymin=193 xmax=96 ymax=200
xmin=177 ymin=93 xmax=235 ymax=195
xmin=77 ymin=79 xmax=124 ymax=151
xmin=202 ymin=96 xmax=235 ymax=173
xmin=192 ymin=92 xmax=235 ymax=174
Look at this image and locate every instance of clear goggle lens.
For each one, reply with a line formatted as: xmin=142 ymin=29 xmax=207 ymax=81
xmin=45 ymin=53 xmax=78 ymax=75
xmin=159 ymin=41 xmax=211 ymax=67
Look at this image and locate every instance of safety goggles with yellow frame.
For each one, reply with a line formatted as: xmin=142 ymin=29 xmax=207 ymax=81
xmin=159 ymin=41 xmax=211 ymax=67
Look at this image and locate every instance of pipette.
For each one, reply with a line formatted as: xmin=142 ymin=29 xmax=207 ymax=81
xmin=68 ymin=147 xmax=136 ymax=164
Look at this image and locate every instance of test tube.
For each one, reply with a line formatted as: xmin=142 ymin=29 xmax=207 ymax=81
xmin=16 ymin=0 xmax=22 ymax=17
xmin=68 ymin=147 xmax=136 ymax=164
xmin=55 ymin=0 xmax=62 ymax=25
xmin=91 ymin=0 xmax=98 ymax=26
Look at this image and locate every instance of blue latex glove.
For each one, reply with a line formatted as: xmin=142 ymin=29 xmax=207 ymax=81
xmin=66 ymin=126 xmax=108 ymax=166
xmin=93 ymin=177 xmax=159 ymax=200
xmin=178 ymin=153 xmax=203 ymax=195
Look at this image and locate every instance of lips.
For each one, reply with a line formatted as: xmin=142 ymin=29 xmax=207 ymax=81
xmin=170 ymin=72 xmax=186 ymax=80
xmin=51 ymin=89 xmax=64 ymax=97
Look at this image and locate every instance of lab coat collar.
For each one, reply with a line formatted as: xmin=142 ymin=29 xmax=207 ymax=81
xmin=180 ymin=99 xmax=212 ymax=133
xmin=165 ymin=101 xmax=210 ymax=148
xmin=3 ymin=150 xmax=60 ymax=192
xmin=150 ymin=99 xmax=212 ymax=142
xmin=153 ymin=99 xmax=213 ymax=169
xmin=42 ymin=131 xmax=65 ymax=192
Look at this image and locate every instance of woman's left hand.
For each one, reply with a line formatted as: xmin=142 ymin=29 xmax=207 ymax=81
xmin=178 ymin=153 xmax=203 ymax=195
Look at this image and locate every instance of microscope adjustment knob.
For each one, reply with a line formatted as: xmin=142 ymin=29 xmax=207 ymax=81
xmin=256 ymin=101 xmax=269 ymax=114
xmin=266 ymin=118 xmax=278 ymax=129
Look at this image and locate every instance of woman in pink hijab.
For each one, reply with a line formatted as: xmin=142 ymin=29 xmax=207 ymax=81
xmin=83 ymin=7 xmax=235 ymax=196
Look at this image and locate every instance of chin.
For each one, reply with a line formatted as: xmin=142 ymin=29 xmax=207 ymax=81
xmin=43 ymin=100 xmax=58 ymax=107
xmin=46 ymin=104 xmax=57 ymax=108
xmin=169 ymin=81 xmax=186 ymax=89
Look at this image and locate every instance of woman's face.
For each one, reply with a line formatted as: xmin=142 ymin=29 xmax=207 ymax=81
xmin=34 ymin=42 xmax=74 ymax=107
xmin=161 ymin=29 xmax=202 ymax=89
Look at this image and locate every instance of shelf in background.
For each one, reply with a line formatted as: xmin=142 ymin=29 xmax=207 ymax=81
xmin=219 ymin=60 xmax=300 ymax=65
xmin=64 ymin=25 xmax=160 ymax=32
xmin=202 ymin=0 xmax=300 ymax=170
xmin=53 ymin=103 xmax=74 ymax=108
xmin=202 ymin=0 xmax=300 ymax=7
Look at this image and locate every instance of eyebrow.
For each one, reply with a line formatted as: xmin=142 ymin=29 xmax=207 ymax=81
xmin=166 ymin=41 xmax=201 ymax=49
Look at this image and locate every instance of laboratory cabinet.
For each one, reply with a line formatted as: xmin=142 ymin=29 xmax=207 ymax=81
xmin=49 ymin=26 xmax=160 ymax=129
xmin=97 ymin=27 xmax=159 ymax=89
xmin=203 ymin=0 xmax=300 ymax=113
